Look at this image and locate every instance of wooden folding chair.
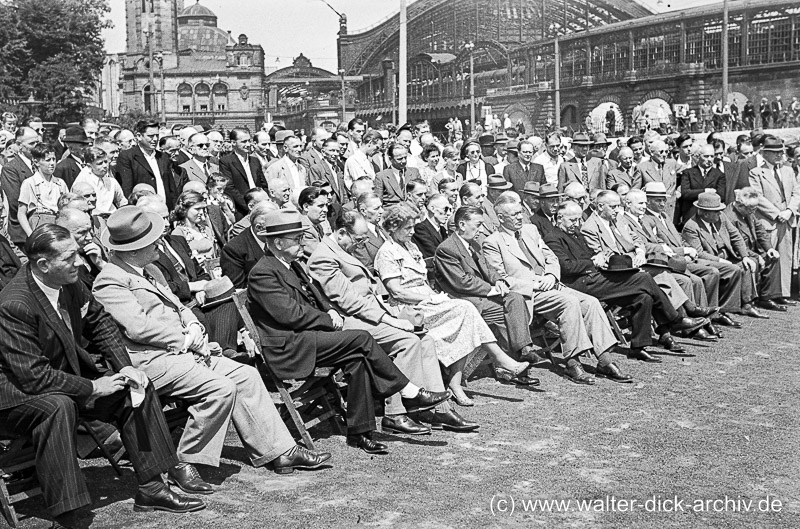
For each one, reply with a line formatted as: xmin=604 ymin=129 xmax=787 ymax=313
xmin=603 ymin=304 xmax=630 ymax=348
xmin=0 ymin=437 xmax=40 ymax=528
xmin=202 ymin=257 xmax=221 ymax=279
xmin=232 ymin=291 xmax=344 ymax=451
xmin=108 ymin=398 xmax=191 ymax=467
xmin=530 ymin=315 xmax=562 ymax=362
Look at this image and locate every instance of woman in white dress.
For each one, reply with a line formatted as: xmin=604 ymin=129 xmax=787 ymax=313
xmin=374 ymin=204 xmax=529 ymax=406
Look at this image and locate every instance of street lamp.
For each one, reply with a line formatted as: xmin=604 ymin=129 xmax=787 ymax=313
xmin=155 ymin=52 xmax=166 ymax=124
xmin=464 ymin=41 xmax=475 ymax=135
xmin=339 ymin=68 xmax=346 ymax=123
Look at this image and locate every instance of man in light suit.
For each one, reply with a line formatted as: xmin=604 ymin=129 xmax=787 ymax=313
xmin=309 ymin=137 xmax=349 ymax=205
xmin=94 ymin=207 xmax=331 ymax=488
xmin=0 ymin=224 xmax=205 ymax=526
xmin=639 ymin=140 xmax=679 ymax=221
xmin=179 ymin=132 xmax=218 ymax=187
xmin=309 ymin=211 xmax=477 ymax=434
xmin=219 ymin=128 xmax=267 ymax=217
xmin=221 ymin=201 xmax=277 ymax=288
xmin=605 ymin=147 xmax=643 ymax=191
xmin=503 ymin=139 xmax=545 ymax=193
xmin=351 ymin=192 xmax=388 ymax=271
xmin=374 ymin=144 xmax=420 ymax=206
xmin=266 ymin=135 xmax=308 ymax=193
xmin=748 ymin=137 xmax=800 ymax=303
xmin=0 ymin=126 xmax=37 ymax=248
xmin=301 ymin=127 xmax=331 ymax=175
xmin=557 ymin=132 xmax=605 ymax=193
xmin=482 ymin=194 xmax=618 ymax=384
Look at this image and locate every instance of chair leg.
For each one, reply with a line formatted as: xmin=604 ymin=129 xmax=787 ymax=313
xmin=0 ymin=476 xmax=19 ymax=528
xmin=606 ymin=309 xmax=629 ymax=348
xmin=78 ymin=419 xmax=122 ymax=477
xmin=269 ymin=373 xmax=316 ymax=451
xmin=462 ymin=347 xmax=489 ymax=381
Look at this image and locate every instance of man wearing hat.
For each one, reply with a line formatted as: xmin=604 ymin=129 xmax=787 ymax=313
xmin=479 ymin=133 xmax=498 ymax=166
xmin=1 ymin=126 xmax=39 ymax=250
xmin=503 ymin=140 xmax=544 ymax=194
xmin=529 ymin=183 xmax=563 ymax=238
xmin=680 ymin=192 xmax=747 ymax=326
xmin=53 ymin=125 xmax=92 ymax=190
xmin=491 ymin=134 xmax=509 ymax=172
xmin=248 ymin=208 xmax=450 ymax=454
xmin=546 ymin=201 xmax=708 ymax=363
xmin=94 ymin=206 xmax=332 ymax=488
xmin=520 ymin=181 xmax=540 ymax=223
xmin=558 ymin=132 xmax=605 ymax=193
xmin=0 ymin=224 xmax=207 ymax=526
xmin=219 ymin=127 xmax=268 ymax=217
xmin=748 ymin=136 xmax=800 ymax=303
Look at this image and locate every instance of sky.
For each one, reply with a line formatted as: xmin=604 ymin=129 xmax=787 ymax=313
xmin=101 ymin=0 xmax=723 ymax=73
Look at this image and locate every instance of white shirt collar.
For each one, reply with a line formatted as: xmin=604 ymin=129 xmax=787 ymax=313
xmin=455 ymin=233 xmax=472 ymax=252
xmin=250 ymin=227 xmax=265 ymax=251
xmin=31 ymin=273 xmax=60 ymax=313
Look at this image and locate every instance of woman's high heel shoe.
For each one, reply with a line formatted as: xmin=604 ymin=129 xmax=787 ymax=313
xmin=494 ymin=365 xmax=540 ymax=386
xmin=449 ymin=390 xmax=474 ymax=407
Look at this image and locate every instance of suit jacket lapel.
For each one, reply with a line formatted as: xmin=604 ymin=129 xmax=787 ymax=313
xmin=451 ymin=235 xmax=480 ymax=274
xmin=26 ymin=269 xmax=81 ymax=374
xmin=133 ymin=148 xmax=155 ymax=178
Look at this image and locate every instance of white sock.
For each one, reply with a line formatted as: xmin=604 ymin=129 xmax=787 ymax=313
xmin=399 ymin=383 xmax=420 ymax=398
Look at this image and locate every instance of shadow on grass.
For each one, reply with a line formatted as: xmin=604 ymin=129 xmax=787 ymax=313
xmin=374 ymin=431 xmax=448 ymax=447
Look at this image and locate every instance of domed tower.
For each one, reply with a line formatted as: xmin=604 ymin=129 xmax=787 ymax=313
xmin=125 ymin=0 xmax=184 ymax=55
xmin=177 ymin=0 xmax=229 ymax=55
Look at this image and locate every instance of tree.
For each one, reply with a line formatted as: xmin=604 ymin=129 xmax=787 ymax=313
xmin=0 ymin=0 xmax=110 ymax=123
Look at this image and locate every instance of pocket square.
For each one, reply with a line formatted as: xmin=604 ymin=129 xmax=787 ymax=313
xmin=80 ymin=301 xmax=90 ymax=319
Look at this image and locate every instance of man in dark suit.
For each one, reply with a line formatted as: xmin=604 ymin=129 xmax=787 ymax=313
xmin=529 ymin=183 xmax=562 ymax=238
xmin=248 ymin=209 xmax=449 ymax=454
xmin=679 ymin=144 xmax=726 ymax=225
xmin=503 ymin=139 xmax=545 ymax=193
xmin=545 ymin=202 xmax=707 ymax=360
xmin=412 ymin=194 xmax=451 ymax=281
xmin=116 ymin=120 xmax=180 ymax=209
xmin=55 ymin=208 xmax=105 ymax=292
xmin=53 ymin=126 xmax=92 ymax=189
xmin=0 ymin=230 xmax=20 ymax=290
xmin=221 ymin=201 xmax=276 ymax=288
xmin=1 ymin=126 xmax=38 ymax=248
xmin=605 ymin=147 xmax=643 ymax=191
xmin=724 ymin=187 xmax=784 ymax=312
xmin=219 ymin=128 xmax=267 ymax=217
xmin=374 ymin=144 xmax=420 ymax=206
xmin=0 ymin=225 xmax=205 ymax=526
xmin=309 ymin=137 xmax=349 ymax=205
xmin=435 ymin=206 xmax=540 ymax=374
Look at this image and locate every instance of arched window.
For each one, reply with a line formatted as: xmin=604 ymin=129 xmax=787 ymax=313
xmin=177 ymin=83 xmax=193 ymax=113
xmin=212 ymin=82 xmax=228 ymax=111
xmin=143 ymin=84 xmax=153 ymax=113
xmin=195 ymin=83 xmax=210 ymax=112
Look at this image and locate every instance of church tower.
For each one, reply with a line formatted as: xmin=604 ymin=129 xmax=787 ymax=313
xmin=125 ymin=0 xmax=185 ymax=55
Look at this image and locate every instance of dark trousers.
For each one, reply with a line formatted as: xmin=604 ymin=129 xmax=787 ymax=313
xmin=697 ymin=258 xmax=742 ymax=312
xmin=687 ymin=261 xmax=720 ymax=307
xmin=313 ymin=330 xmax=409 ymax=435
xmin=567 ymin=270 xmax=679 ymax=348
xmin=0 ymin=386 xmax=176 ymax=517
xmin=466 ymin=292 xmax=532 ymax=354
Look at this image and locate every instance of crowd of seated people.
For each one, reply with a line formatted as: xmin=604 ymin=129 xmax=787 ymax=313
xmin=0 ymin=115 xmax=798 ymax=527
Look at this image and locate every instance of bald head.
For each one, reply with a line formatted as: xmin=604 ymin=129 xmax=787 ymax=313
xmin=698 ymin=144 xmax=715 ymax=169
xmin=267 ymin=177 xmax=291 ymax=206
xmin=564 ymin=182 xmax=587 ymax=200
xmin=179 ymin=127 xmax=197 ymax=146
xmin=55 ymin=208 xmax=94 ymax=250
xmin=182 ymin=181 xmax=207 ymax=195
xmin=71 ymin=182 xmax=96 ymax=209
xmin=350 ymin=178 xmax=375 ymax=199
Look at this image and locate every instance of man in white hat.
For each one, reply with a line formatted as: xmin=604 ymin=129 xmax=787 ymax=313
xmin=93 ymin=206 xmax=332 ymax=492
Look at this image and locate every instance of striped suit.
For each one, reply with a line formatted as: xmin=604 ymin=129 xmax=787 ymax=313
xmin=0 ymin=266 xmax=176 ymax=517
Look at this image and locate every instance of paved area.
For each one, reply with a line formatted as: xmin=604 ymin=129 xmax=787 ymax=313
xmin=9 ymin=307 xmax=800 ymax=529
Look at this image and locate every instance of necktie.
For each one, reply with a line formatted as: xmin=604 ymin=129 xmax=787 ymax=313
xmin=439 ymin=226 xmax=447 ymax=241
xmin=580 ymin=160 xmax=589 ymax=189
xmin=315 ymin=223 xmax=324 ymax=239
xmin=610 ymin=222 xmax=635 ymax=253
xmin=515 ymin=231 xmax=545 ymax=274
xmin=160 ymin=243 xmax=188 ymax=281
xmin=290 ymin=262 xmax=322 ymax=310
xmin=774 ymin=167 xmax=787 ymax=203
xmin=57 ymin=299 xmax=73 ymax=332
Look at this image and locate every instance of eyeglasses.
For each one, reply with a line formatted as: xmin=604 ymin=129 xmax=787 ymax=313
xmin=82 ymin=193 xmax=97 ymax=198
xmin=193 ymin=143 xmax=210 ymax=148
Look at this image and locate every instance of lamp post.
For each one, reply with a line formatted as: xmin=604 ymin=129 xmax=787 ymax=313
xmin=339 ymin=68 xmax=346 ymax=123
xmin=721 ymin=0 xmax=729 ymax=106
xmin=155 ymin=52 xmax=166 ymax=124
xmin=146 ymin=22 xmax=156 ymax=116
xmin=465 ymin=41 xmax=476 ymax=135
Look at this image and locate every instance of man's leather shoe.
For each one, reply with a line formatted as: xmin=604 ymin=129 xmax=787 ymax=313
xmin=347 ymin=433 xmax=389 ymax=455
xmin=758 ymin=299 xmax=787 ymax=312
xmin=690 ymin=327 xmax=718 ymax=342
xmin=494 ymin=366 xmax=540 ymax=386
xmin=133 ymin=484 xmax=206 ymax=513
xmin=381 ymin=415 xmax=431 ymax=435
xmin=401 ymin=388 xmax=450 ymax=413
xmin=712 ymin=313 xmax=741 ymax=328
xmin=563 ymin=363 xmax=595 ymax=385
xmin=686 ymin=305 xmax=719 ymax=318
xmin=627 ymin=347 xmax=663 ymax=363
xmin=167 ymin=463 xmax=213 ymax=495
xmin=776 ymin=297 xmax=798 ymax=306
xmin=595 ymin=362 xmax=634 ymax=383
xmin=271 ymin=445 xmax=332 ymax=474
xmin=704 ymin=322 xmax=722 ymax=338
xmin=669 ymin=316 xmax=708 ymax=334
xmin=657 ymin=333 xmax=687 ymax=353
xmin=543 ymin=320 xmax=561 ymax=338
xmin=520 ymin=345 xmax=550 ymax=365
xmin=740 ymin=304 xmax=768 ymax=319
xmin=414 ymin=409 xmax=480 ymax=432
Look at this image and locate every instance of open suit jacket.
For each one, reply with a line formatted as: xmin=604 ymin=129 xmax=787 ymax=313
xmin=748 ymin=163 xmax=800 ymax=231
xmin=606 ymin=165 xmax=643 ymax=190
xmin=247 ymin=254 xmax=335 ymax=380
xmin=434 ymin=233 xmax=499 ymax=302
xmin=557 ymin=157 xmax=605 ymax=192
xmin=723 ymin=203 xmax=772 ymax=257
xmin=351 ymin=223 xmax=388 ymax=271
xmin=307 ymin=236 xmax=390 ymax=325
xmin=116 ymin=146 xmax=180 ymax=209
xmin=679 ymin=166 xmax=726 ymax=223
xmin=221 ymin=228 xmax=269 ymax=288
xmin=639 ymin=158 xmax=679 ymax=220
xmin=266 ymin=156 xmax=309 ymax=192
xmin=152 ymin=234 xmax=207 ymax=303
xmin=374 ymin=166 xmax=420 ymax=206
xmin=309 ymin=158 xmax=348 ymax=205
xmin=179 ymin=158 xmax=219 ymax=187
xmin=0 ymin=153 xmax=34 ymax=245
xmin=681 ymin=216 xmax=749 ymax=263
xmin=0 ymin=266 xmax=132 ymax=410
xmin=219 ymin=152 xmax=267 ymax=216
xmin=503 ymin=160 xmax=545 ymax=194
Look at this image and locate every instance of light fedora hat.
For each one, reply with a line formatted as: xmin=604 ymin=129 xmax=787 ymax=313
xmin=100 ymin=206 xmax=165 ymax=251
xmin=256 ymin=209 xmax=306 ymax=237
xmin=693 ymin=191 xmax=726 ymax=211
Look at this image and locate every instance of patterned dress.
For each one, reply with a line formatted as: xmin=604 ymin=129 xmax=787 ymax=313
xmin=374 ymin=238 xmax=495 ymax=366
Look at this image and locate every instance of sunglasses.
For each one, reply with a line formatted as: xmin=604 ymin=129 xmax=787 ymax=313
xmin=193 ymin=143 xmax=210 ymax=148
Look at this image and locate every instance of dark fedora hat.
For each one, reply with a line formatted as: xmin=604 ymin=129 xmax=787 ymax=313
xmin=572 ymin=132 xmax=592 ymax=146
xmin=693 ymin=191 xmax=726 ymax=211
xmin=538 ymin=183 xmax=562 ymax=199
xmin=505 ymin=139 xmax=520 ymax=154
xmin=202 ymin=277 xmax=235 ymax=309
xmin=487 ymin=175 xmax=512 ymax=190
xmin=478 ymin=133 xmax=495 ymax=147
xmin=646 ymin=255 xmax=687 ymax=274
xmin=761 ymin=136 xmax=785 ymax=152
xmin=64 ymin=126 xmax=91 ymax=145
xmin=591 ymin=133 xmax=611 ymax=146
xmin=605 ymin=254 xmax=638 ymax=273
